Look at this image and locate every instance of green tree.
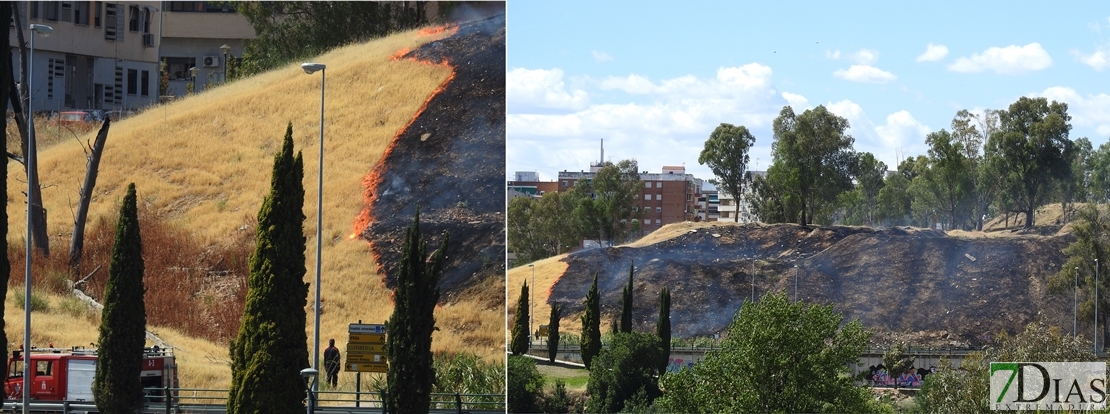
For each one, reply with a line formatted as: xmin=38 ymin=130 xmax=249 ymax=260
xmin=749 ymin=170 xmax=799 ymax=224
xmin=234 ymin=2 xmax=437 ymax=78
xmin=548 ymin=302 xmax=562 ymax=364
xmin=984 ymin=97 xmax=1074 ymax=228
xmin=912 ymin=129 xmax=973 ymax=230
xmin=619 ymin=262 xmax=633 ymax=333
xmin=93 ymin=183 xmax=147 ymax=413
xmin=882 ymin=342 xmax=914 ymax=390
xmin=507 ymin=191 xmax=582 ymax=264
xmin=571 ymin=160 xmax=643 ymax=246
xmin=507 ymin=355 xmax=544 ymax=413
xmin=853 ymin=152 xmax=887 ymax=226
xmin=510 ymin=282 xmax=529 ymax=355
xmin=951 ymin=109 xmax=997 ymax=231
xmin=386 ymin=207 xmax=449 ymax=413
xmin=580 ymin=273 xmax=602 ymax=370
xmin=918 ymin=316 xmax=1094 ymax=413
xmin=585 ymin=331 xmax=662 ymax=413
xmin=699 ymin=123 xmax=756 ymax=222
xmin=227 ymin=123 xmax=309 ymax=414
xmin=876 ymin=172 xmax=913 ymax=226
xmin=766 ymin=105 xmax=857 ymax=226
xmin=1090 ymin=142 xmax=1110 ymax=203
xmin=1049 ymin=203 xmax=1110 ymax=345
xmin=655 ymin=292 xmax=873 ymax=413
xmin=656 ymin=287 xmax=671 ymax=377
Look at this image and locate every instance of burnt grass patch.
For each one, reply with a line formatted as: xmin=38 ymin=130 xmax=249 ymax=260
xmin=361 ymin=14 xmax=505 ymax=305
xmin=550 ymin=223 xmax=1076 ymax=347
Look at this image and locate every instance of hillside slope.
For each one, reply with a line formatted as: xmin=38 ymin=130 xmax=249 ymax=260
xmin=513 ymin=220 xmax=1078 ymax=348
xmin=6 ymin=18 xmax=504 ymax=389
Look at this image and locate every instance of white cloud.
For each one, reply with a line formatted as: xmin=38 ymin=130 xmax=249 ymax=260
xmin=1073 ymin=44 xmax=1110 ymax=71
xmin=851 ymin=49 xmax=879 ymax=65
xmin=833 ymin=65 xmax=896 ymax=83
xmin=600 ymin=63 xmax=775 ymax=97
xmin=591 ymin=50 xmax=613 ymax=62
xmin=947 ymin=43 xmax=1052 ymax=74
xmin=1034 ymin=86 xmax=1110 ymax=138
xmin=782 ymin=92 xmax=809 ymax=109
xmin=825 ymin=101 xmax=931 ymax=167
xmin=825 ymin=48 xmax=878 ymax=65
xmin=916 ymin=43 xmax=949 ymax=62
xmin=506 ymin=68 xmax=589 ymax=112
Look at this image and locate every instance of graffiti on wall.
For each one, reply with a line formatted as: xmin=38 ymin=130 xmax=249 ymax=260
xmin=666 ymin=357 xmax=695 ymax=373
xmin=868 ymin=364 xmax=936 ymax=388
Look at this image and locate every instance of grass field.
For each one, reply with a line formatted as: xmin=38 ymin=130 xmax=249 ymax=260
xmin=4 ymin=25 xmax=503 ymax=389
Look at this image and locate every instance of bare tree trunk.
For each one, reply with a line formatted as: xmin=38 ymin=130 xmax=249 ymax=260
xmin=11 ymin=6 xmax=50 ymax=256
xmin=69 ymin=119 xmax=111 ymax=276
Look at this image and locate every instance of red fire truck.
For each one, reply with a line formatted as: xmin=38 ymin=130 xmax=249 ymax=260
xmin=3 ymin=346 xmax=177 ymax=403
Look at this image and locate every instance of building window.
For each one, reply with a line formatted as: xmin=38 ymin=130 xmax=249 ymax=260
xmin=128 ymin=5 xmax=140 ymax=32
xmin=30 ymin=2 xmax=39 ymax=19
xmin=127 ymin=69 xmax=137 ymax=95
xmin=645 ymin=182 xmax=651 ymax=188
xmin=644 ymin=194 xmax=651 ymax=200
xmin=140 ymin=70 xmax=149 ymax=96
xmin=655 ymin=219 xmax=661 ymax=225
xmin=60 ymin=2 xmax=72 ymax=22
xmin=165 ymin=57 xmax=197 ymax=80
xmin=656 ymin=181 xmax=662 ymax=188
xmin=43 ymin=2 xmax=60 ymax=21
xmin=94 ymin=1 xmax=101 ymax=26
xmin=74 ymin=1 xmax=90 ymax=25
xmin=560 ymin=181 xmax=568 ymax=187
xmin=143 ymin=8 xmax=152 ymax=34
xmin=656 ymin=207 xmax=662 ymax=213
xmin=204 ymin=1 xmax=236 ymax=12
xmin=656 ymin=194 xmax=662 ymax=200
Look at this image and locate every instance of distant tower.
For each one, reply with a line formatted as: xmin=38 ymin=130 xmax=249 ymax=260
xmin=601 ymin=138 xmax=604 ymax=165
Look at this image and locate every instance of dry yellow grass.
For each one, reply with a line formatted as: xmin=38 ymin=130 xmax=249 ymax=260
xmin=5 ymin=27 xmax=503 ymax=389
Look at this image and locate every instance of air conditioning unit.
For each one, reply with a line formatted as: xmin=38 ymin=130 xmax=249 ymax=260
xmin=202 ymin=56 xmax=219 ymax=68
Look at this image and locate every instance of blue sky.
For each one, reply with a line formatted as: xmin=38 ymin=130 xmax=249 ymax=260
xmin=507 ymin=1 xmax=1110 ymax=183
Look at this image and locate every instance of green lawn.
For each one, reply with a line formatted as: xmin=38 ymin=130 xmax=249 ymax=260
xmin=536 ymin=364 xmax=590 ymax=391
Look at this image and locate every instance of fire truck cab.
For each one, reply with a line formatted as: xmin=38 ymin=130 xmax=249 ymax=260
xmin=3 ymin=346 xmax=177 ymax=403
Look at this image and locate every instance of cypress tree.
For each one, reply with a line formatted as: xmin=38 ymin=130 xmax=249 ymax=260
xmin=386 ymin=207 xmax=448 ymax=413
xmin=510 ymin=282 xmax=530 ymax=355
xmin=580 ymin=273 xmax=601 ymax=370
xmin=547 ymin=303 xmax=561 ymax=364
xmin=656 ymin=287 xmax=671 ymax=376
xmin=93 ymin=183 xmax=146 ymax=413
xmin=227 ymin=123 xmax=309 ymax=414
xmin=620 ymin=262 xmax=633 ymax=333
xmin=0 ymin=1 xmax=11 ymax=364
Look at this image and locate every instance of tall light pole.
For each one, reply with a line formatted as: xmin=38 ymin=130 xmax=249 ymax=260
xmin=1097 ymin=258 xmax=1101 ymax=352
xmin=750 ymin=258 xmax=755 ymax=303
xmin=528 ymin=264 xmax=535 ymax=347
xmin=794 ymin=265 xmax=799 ymax=303
xmin=302 ymin=61 xmax=326 ymax=410
xmin=220 ymin=44 xmax=231 ymax=83
xmin=25 ymin=23 xmax=52 ymax=414
xmin=1075 ymin=266 xmax=1079 ymax=337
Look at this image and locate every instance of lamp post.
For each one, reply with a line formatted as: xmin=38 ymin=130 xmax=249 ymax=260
xmin=750 ymin=258 xmax=755 ymax=303
xmin=1097 ymin=258 xmax=1101 ymax=352
xmin=220 ymin=44 xmax=231 ymax=82
xmin=189 ymin=66 xmax=198 ymax=93
xmin=24 ymin=23 xmax=52 ymax=414
xmin=794 ymin=265 xmax=799 ymax=303
xmin=301 ymin=61 xmax=326 ymax=406
xmin=1075 ymin=266 xmax=1079 ymax=337
xmin=300 ymin=368 xmax=319 ymax=414
xmin=528 ymin=264 xmax=535 ymax=347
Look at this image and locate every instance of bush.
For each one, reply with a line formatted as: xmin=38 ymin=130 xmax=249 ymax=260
xmin=508 ymin=355 xmax=543 ymax=413
xmin=13 ymin=289 xmax=49 ymax=312
xmin=585 ymin=331 xmax=661 ymax=413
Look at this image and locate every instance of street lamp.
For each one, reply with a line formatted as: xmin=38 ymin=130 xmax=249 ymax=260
xmin=300 ymin=368 xmax=319 ymax=414
xmin=1075 ymin=266 xmax=1079 ymax=337
xmin=25 ymin=23 xmax=52 ymax=414
xmin=302 ymin=61 xmax=326 ymax=405
xmin=189 ymin=66 xmax=198 ymax=93
xmin=220 ymin=44 xmax=231 ymax=82
xmin=1097 ymin=258 xmax=1101 ymax=352
xmin=794 ymin=265 xmax=799 ymax=303
xmin=528 ymin=264 xmax=535 ymax=347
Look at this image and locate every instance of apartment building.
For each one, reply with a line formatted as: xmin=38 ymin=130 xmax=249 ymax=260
xmin=511 ymin=165 xmax=705 ymax=237
xmin=10 ymin=1 xmax=254 ymax=113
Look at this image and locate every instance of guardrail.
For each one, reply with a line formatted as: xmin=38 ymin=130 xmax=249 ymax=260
xmin=1 ymin=388 xmax=504 ymax=414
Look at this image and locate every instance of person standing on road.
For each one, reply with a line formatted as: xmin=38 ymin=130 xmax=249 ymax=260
xmin=324 ymin=338 xmax=341 ymax=387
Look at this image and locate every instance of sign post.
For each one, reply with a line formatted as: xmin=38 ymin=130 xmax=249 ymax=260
xmin=346 ymin=323 xmax=388 ymax=373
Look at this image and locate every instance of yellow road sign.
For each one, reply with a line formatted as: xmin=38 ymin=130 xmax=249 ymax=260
xmin=347 ymin=343 xmax=386 ymax=353
xmin=347 ymin=354 xmax=388 ymax=364
xmin=348 ymin=333 xmax=386 ymax=343
xmin=345 ymin=362 xmax=388 ymax=373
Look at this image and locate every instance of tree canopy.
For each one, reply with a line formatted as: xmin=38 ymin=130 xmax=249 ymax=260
xmin=571 ymin=159 xmax=644 ymax=246
xmin=699 ymin=123 xmax=756 ymax=222
xmin=765 ymin=105 xmax=857 ymax=226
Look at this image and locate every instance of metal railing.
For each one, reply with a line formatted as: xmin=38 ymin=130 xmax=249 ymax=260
xmin=1 ymin=388 xmax=504 ymax=414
